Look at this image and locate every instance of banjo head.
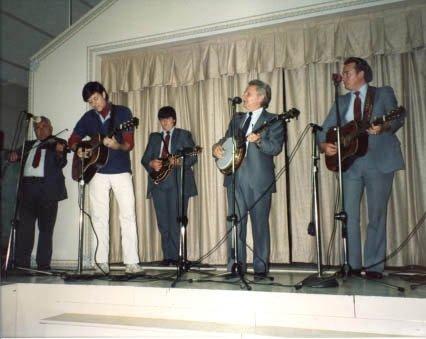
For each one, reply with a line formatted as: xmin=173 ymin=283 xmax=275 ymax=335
xmin=215 ymin=137 xmax=245 ymax=174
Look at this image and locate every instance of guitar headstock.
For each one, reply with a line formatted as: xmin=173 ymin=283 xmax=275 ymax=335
xmin=279 ymin=108 xmax=300 ymax=122
xmin=117 ymin=117 xmax=140 ymax=132
xmin=385 ymin=106 xmax=405 ymax=122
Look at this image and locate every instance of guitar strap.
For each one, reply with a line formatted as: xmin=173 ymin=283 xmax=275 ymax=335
xmin=108 ymin=104 xmax=116 ymax=135
xmin=363 ymin=86 xmax=376 ymax=123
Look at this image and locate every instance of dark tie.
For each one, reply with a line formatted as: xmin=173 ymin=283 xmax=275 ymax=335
xmin=161 ymin=131 xmax=170 ymax=158
xmin=241 ymin=112 xmax=253 ymax=137
xmin=32 ymin=145 xmax=42 ymax=168
xmin=354 ymin=91 xmax=362 ymax=121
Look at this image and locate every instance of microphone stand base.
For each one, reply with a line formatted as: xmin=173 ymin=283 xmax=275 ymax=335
xmin=296 ymin=274 xmax=339 ymax=289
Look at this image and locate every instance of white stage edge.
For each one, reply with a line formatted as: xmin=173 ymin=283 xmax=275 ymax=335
xmin=1 ymin=280 xmax=426 ymax=337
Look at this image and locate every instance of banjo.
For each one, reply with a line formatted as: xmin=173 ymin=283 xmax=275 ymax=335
xmin=215 ymin=108 xmax=300 ymax=175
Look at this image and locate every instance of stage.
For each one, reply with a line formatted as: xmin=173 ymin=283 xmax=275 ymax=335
xmin=1 ymin=265 xmax=426 ymax=338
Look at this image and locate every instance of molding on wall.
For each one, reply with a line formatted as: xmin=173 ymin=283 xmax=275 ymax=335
xmin=33 ymin=0 xmax=405 ymax=65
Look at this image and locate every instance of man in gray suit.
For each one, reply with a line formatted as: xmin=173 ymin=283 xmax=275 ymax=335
xmin=318 ymin=57 xmax=405 ymax=279
xmin=213 ymin=80 xmax=284 ymax=277
xmin=142 ymin=106 xmax=198 ymax=265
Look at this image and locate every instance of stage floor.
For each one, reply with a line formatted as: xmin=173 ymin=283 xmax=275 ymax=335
xmin=1 ymin=265 xmax=426 ymax=337
xmin=2 ymin=264 xmax=426 ymax=298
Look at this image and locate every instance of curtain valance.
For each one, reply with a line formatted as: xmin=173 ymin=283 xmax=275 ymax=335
xmin=102 ymin=4 xmax=425 ymax=91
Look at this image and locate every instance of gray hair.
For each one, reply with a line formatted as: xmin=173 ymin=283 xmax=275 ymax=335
xmin=33 ymin=116 xmax=52 ymax=130
xmin=248 ymin=79 xmax=271 ymax=108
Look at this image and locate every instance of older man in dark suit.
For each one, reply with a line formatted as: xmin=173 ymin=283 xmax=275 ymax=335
xmin=318 ymin=57 xmax=406 ymax=279
xmin=9 ymin=117 xmax=67 ymax=270
xmin=213 ymin=79 xmax=284 ymax=277
xmin=142 ymin=106 xmax=198 ymax=265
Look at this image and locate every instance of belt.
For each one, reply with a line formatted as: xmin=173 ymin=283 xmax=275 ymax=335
xmin=22 ymin=176 xmax=45 ymax=183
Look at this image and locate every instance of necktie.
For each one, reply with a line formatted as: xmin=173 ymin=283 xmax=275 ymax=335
xmin=161 ymin=131 xmax=170 ymax=158
xmin=241 ymin=112 xmax=253 ymax=137
xmin=354 ymin=91 xmax=362 ymax=121
xmin=32 ymin=145 xmax=42 ymax=168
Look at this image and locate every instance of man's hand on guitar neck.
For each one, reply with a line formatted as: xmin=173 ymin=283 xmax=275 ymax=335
xmin=320 ymin=142 xmax=337 ymax=156
xmin=367 ymin=122 xmax=388 ymax=135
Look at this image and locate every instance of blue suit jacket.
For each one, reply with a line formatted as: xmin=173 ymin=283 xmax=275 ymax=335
xmin=216 ymin=109 xmax=284 ymax=192
xmin=318 ymin=86 xmax=405 ymax=173
xmin=21 ymin=138 xmax=68 ymax=202
xmin=141 ymin=128 xmax=198 ymax=198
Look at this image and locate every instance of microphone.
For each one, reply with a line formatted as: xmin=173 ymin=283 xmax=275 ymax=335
xmin=332 ymin=73 xmax=342 ymax=85
xmin=228 ymin=97 xmax=242 ymax=105
xmin=23 ymin=111 xmax=42 ymax=123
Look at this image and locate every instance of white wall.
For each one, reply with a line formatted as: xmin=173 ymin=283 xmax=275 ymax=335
xmin=29 ymin=0 xmax=405 ymax=267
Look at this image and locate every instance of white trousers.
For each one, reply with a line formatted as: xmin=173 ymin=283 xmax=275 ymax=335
xmin=88 ymin=172 xmax=140 ymax=264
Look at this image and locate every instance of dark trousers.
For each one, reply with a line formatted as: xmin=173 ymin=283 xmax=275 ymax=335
xmin=15 ymin=184 xmax=58 ymax=268
xmin=152 ymin=186 xmax=190 ymax=261
xmin=226 ymin=183 xmax=272 ymax=274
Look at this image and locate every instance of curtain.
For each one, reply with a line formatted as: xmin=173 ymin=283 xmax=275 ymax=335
xmin=102 ymin=3 xmax=426 ymax=267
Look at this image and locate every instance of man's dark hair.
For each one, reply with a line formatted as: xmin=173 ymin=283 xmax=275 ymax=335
xmin=82 ymin=81 xmax=109 ymax=102
xmin=344 ymin=57 xmax=373 ymax=83
xmin=158 ymin=106 xmax=177 ymax=123
xmin=248 ymin=79 xmax=271 ymax=108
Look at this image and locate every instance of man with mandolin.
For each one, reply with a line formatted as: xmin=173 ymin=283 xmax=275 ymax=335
xmin=212 ymin=79 xmax=284 ymax=278
xmin=68 ymin=81 xmax=143 ymax=274
xmin=141 ymin=106 xmax=198 ymax=266
xmin=318 ymin=57 xmax=406 ymax=279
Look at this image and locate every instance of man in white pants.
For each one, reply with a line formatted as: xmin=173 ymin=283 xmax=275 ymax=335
xmin=68 ymin=81 xmax=142 ymax=274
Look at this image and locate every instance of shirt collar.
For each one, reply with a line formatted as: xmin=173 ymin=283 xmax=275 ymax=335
xmin=161 ymin=127 xmax=175 ymax=136
xmin=352 ymin=83 xmax=368 ymax=99
xmin=250 ymin=107 xmax=263 ymax=118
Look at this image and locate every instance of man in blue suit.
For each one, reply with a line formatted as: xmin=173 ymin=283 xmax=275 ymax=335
xmin=142 ymin=106 xmax=198 ymax=265
xmin=213 ymin=80 xmax=284 ymax=277
xmin=318 ymin=57 xmax=406 ymax=279
xmin=9 ymin=117 xmax=68 ymax=270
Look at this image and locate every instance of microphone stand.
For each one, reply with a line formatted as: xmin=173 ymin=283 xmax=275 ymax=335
xmin=2 ymin=112 xmax=32 ymax=275
xmin=333 ymin=80 xmax=351 ymax=279
xmin=212 ymin=100 xmax=251 ymax=290
xmin=296 ymin=124 xmax=338 ymax=289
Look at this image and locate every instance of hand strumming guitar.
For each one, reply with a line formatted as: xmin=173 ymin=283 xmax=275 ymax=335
xmin=320 ymin=142 xmax=337 ymax=156
xmin=149 ymin=159 xmax=163 ymax=171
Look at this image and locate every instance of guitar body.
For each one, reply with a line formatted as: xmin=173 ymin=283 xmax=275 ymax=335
xmin=150 ymin=146 xmax=202 ymax=184
xmin=325 ymin=121 xmax=369 ymax=172
xmin=150 ymin=158 xmax=174 ymax=185
xmin=71 ymin=135 xmax=109 ymax=183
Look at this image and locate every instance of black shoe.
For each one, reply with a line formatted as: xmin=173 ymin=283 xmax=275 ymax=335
xmin=365 ymin=271 xmax=383 ymax=279
xmin=37 ymin=265 xmax=51 ymax=271
xmin=350 ymin=268 xmax=362 ymax=277
xmin=160 ymin=259 xmax=170 ymax=266
xmin=254 ymin=271 xmax=268 ymax=280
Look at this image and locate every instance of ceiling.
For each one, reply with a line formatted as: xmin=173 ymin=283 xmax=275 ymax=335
xmin=0 ymin=0 xmax=102 ymax=88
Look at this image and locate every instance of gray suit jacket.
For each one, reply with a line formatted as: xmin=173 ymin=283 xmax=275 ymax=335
xmin=215 ymin=109 xmax=285 ymax=192
xmin=141 ymin=128 xmax=198 ymax=198
xmin=318 ymin=86 xmax=405 ymax=173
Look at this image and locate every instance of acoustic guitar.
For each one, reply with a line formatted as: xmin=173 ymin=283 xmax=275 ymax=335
xmin=325 ymin=106 xmax=405 ymax=172
xmin=71 ymin=117 xmax=139 ymax=183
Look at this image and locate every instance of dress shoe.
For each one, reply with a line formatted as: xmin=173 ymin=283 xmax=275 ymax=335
xmin=350 ymin=268 xmax=362 ymax=277
xmin=365 ymin=271 xmax=383 ymax=279
xmin=254 ymin=271 xmax=268 ymax=280
xmin=160 ymin=259 xmax=170 ymax=266
xmin=37 ymin=265 xmax=51 ymax=271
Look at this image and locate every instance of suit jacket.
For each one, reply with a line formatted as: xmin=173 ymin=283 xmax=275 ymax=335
xmin=21 ymin=137 xmax=68 ymax=202
xmin=141 ymin=128 xmax=198 ymax=198
xmin=317 ymin=86 xmax=405 ymax=173
xmin=215 ymin=109 xmax=284 ymax=192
